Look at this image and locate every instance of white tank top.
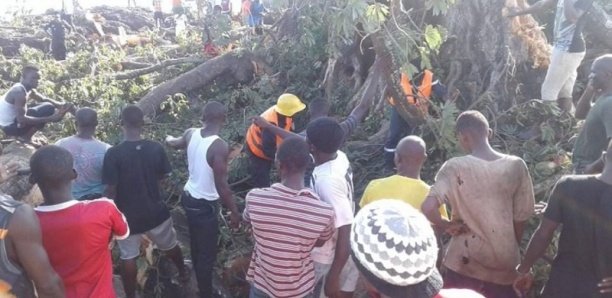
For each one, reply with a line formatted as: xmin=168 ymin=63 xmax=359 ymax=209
xmin=184 ymin=130 xmax=220 ymax=200
xmin=0 ymin=84 xmax=25 ymax=127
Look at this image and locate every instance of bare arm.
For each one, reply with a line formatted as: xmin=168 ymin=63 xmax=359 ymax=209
xmin=563 ymin=0 xmax=586 ymax=23
xmin=516 ymin=217 xmax=559 ymax=273
xmin=209 ymin=139 xmax=240 ymax=228
xmin=251 ymin=117 xmax=302 ymax=140
xmin=575 ymin=83 xmax=596 ymax=119
xmin=324 ymin=225 xmax=351 ymax=296
xmin=12 ymin=92 xmax=63 ymax=126
xmin=507 ymin=0 xmax=556 ymax=17
xmin=9 ymin=205 xmax=65 ymax=298
xmin=166 ymin=128 xmax=195 ymax=150
xmin=513 ymin=220 xmax=527 ymax=245
xmin=29 ymin=90 xmax=66 ymax=108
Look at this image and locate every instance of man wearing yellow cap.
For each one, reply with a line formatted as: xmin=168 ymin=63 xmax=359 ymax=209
xmin=245 ymin=93 xmax=305 ymax=187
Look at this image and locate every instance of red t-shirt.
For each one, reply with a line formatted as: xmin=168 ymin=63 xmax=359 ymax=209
xmin=35 ymin=199 xmax=129 ymax=298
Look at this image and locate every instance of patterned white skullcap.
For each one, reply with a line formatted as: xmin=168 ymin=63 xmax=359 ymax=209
xmin=351 ymin=199 xmax=439 ymax=286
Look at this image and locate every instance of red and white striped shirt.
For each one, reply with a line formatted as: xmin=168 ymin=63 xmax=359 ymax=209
xmin=244 ymin=183 xmax=335 ymax=298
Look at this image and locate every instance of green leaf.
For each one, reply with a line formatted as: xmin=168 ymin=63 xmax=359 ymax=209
xmin=424 ymin=25 xmax=444 ymax=51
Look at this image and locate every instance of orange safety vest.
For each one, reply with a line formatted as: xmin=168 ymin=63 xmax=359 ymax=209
xmin=389 ymin=69 xmax=434 ymax=107
xmin=246 ymin=107 xmax=293 ymax=160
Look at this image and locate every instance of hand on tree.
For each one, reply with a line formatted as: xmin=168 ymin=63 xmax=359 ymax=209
xmin=0 ymin=162 xmax=19 ymax=183
xmin=513 ymin=271 xmax=534 ymax=297
xmin=324 ymin=273 xmax=341 ymax=298
xmin=599 ymin=277 xmax=612 ymax=294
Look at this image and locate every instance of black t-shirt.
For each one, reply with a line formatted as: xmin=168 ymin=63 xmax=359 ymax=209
xmin=102 ymin=140 xmax=172 ymax=234
xmin=543 ymin=175 xmax=612 ymax=298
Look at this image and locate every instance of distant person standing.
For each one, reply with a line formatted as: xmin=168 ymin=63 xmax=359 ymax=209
xmin=127 ymin=0 xmax=137 ymax=7
xmin=0 ymin=66 xmax=71 ymax=144
xmin=153 ymin=0 xmax=164 ymax=27
xmin=241 ymin=0 xmax=251 ymax=26
xmin=172 ymin=0 xmax=185 ymax=15
xmin=249 ymin=0 xmax=265 ymax=34
xmin=508 ymin=0 xmax=594 ymax=111
xmin=45 ymin=15 xmax=71 ymax=61
xmin=166 ymin=101 xmax=240 ymax=298
xmin=61 ymin=0 xmax=75 ymax=29
xmin=32 ymin=146 xmax=130 ymax=298
xmin=103 ymin=105 xmax=189 ymax=298
xmin=56 ymin=108 xmax=110 ymax=200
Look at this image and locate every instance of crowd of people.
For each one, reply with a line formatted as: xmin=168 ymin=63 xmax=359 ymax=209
xmin=0 ymin=0 xmax=610 ymax=297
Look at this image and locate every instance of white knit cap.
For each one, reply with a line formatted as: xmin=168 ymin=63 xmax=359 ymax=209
xmin=351 ymin=199 xmax=439 ymax=286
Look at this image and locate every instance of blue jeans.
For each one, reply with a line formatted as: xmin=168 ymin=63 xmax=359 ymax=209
xmin=384 ymin=106 xmax=414 ymax=168
xmin=249 ymin=285 xmax=314 ymax=298
xmin=181 ymin=192 xmax=219 ymax=298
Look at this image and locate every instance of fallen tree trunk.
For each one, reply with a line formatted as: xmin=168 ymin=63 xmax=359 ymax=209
xmin=137 ymin=51 xmax=260 ymax=116
xmin=0 ymin=143 xmax=42 ymax=205
xmin=0 ymin=35 xmax=50 ymax=57
xmin=113 ymin=57 xmax=207 ymax=80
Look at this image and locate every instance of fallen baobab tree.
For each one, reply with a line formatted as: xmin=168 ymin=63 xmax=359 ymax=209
xmin=137 ymin=51 xmax=267 ymax=116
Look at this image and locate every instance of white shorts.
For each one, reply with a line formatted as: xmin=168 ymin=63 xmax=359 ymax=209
xmin=541 ymin=47 xmax=585 ymax=101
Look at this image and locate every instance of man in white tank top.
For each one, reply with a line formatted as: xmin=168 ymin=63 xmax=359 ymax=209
xmin=166 ymin=101 xmax=240 ymax=298
xmin=0 ymin=66 xmax=72 ymax=144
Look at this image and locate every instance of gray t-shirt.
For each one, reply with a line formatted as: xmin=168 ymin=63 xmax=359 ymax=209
xmin=56 ymin=136 xmax=111 ymax=199
xmin=572 ymin=95 xmax=612 ymax=167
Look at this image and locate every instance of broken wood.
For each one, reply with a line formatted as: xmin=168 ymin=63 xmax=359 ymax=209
xmin=113 ymin=57 xmax=207 ymax=80
xmin=137 ymin=51 xmax=260 ymax=116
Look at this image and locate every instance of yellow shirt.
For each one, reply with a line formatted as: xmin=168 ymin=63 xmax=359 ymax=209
xmin=359 ymin=175 xmax=448 ymax=218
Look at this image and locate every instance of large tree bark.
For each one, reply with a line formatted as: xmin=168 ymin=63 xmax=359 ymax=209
xmin=137 ymin=51 xmax=260 ymax=116
xmin=0 ymin=143 xmax=42 ymax=205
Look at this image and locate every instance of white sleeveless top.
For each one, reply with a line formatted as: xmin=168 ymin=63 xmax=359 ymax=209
xmin=0 ymin=84 xmax=26 ymax=127
xmin=184 ymin=130 xmax=220 ymax=201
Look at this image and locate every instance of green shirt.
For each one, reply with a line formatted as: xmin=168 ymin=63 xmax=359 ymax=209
xmin=573 ymin=95 xmax=612 ymax=166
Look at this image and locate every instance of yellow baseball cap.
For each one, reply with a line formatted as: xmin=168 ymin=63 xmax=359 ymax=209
xmin=274 ymin=93 xmax=306 ymax=117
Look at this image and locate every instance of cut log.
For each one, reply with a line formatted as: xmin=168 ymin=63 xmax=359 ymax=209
xmin=0 ymin=142 xmax=42 ymax=206
xmin=137 ymin=51 xmax=260 ymax=116
xmin=0 ymin=35 xmax=50 ymax=57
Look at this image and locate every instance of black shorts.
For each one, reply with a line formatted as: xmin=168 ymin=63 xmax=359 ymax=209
xmin=154 ymin=11 xmax=163 ymax=20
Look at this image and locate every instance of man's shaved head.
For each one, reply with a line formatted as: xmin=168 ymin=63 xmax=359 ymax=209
xmin=75 ymin=107 xmax=98 ymax=128
xmin=591 ymin=54 xmax=612 ymax=91
xmin=201 ymin=101 xmax=227 ymax=123
xmin=394 ymin=136 xmax=427 ymax=170
xmin=456 ymin=110 xmax=489 ymax=136
xmin=396 ymin=136 xmax=426 ymax=159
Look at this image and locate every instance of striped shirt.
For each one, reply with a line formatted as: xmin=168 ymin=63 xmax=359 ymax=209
xmin=243 ymin=183 xmax=335 ymax=298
